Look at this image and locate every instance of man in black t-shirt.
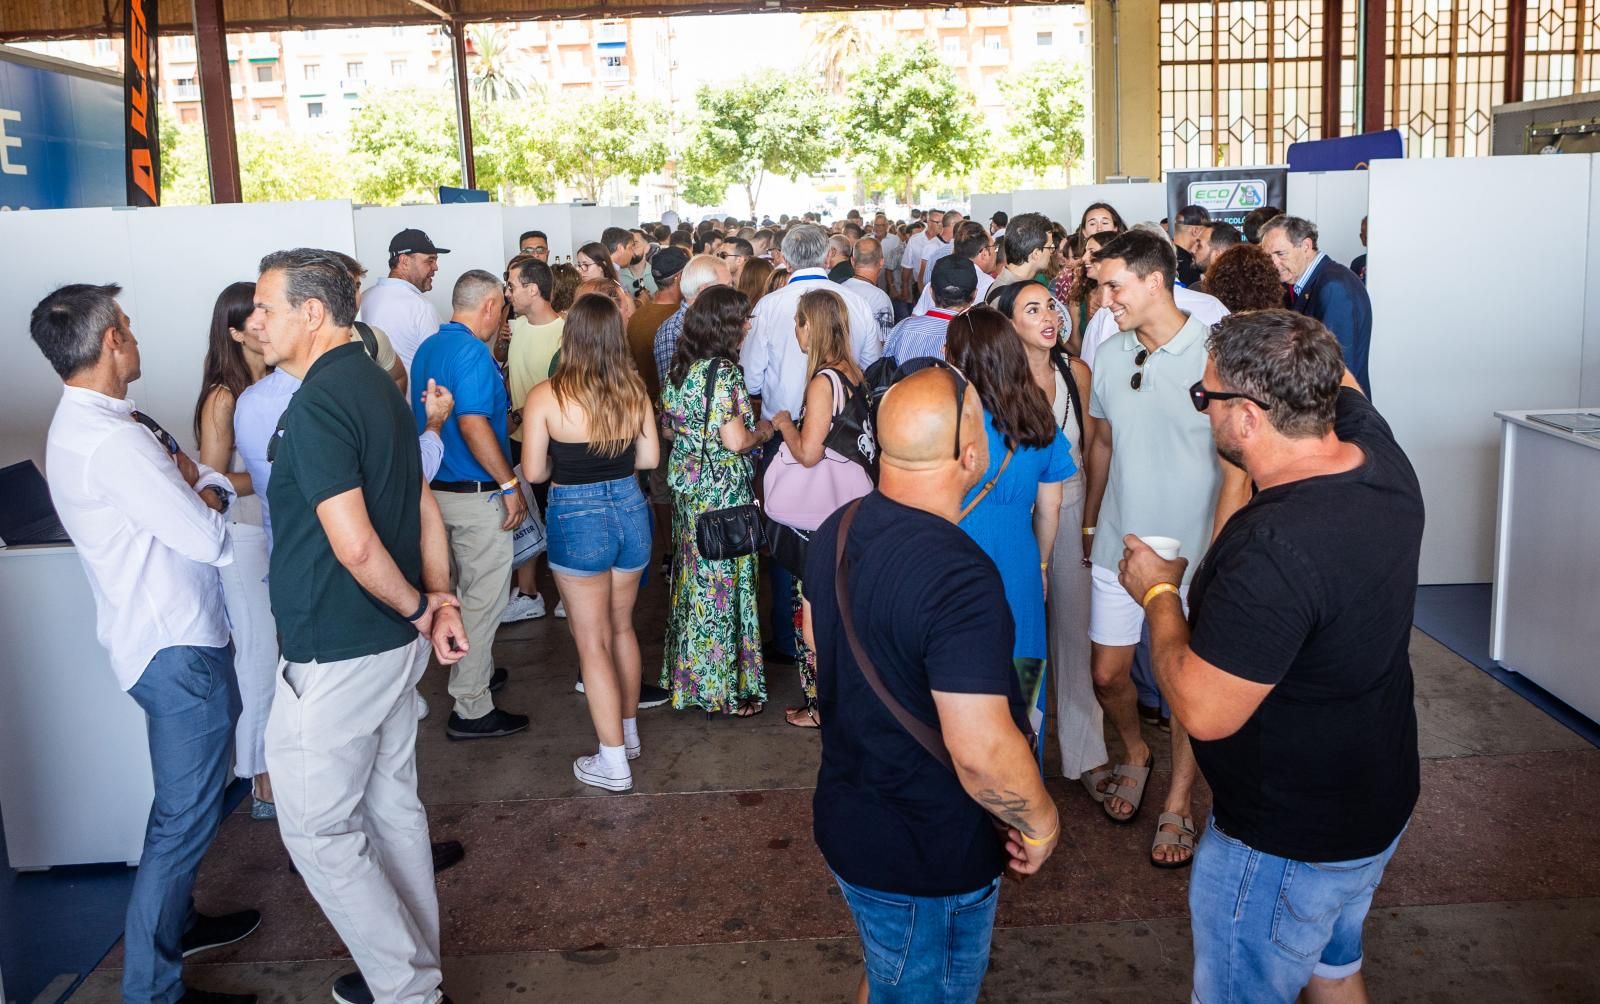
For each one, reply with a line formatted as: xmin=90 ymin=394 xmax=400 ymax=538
xmin=257 ymin=249 xmax=467 ymax=1004
xmin=1117 ymin=310 xmax=1421 ymax=1004
xmin=803 ymin=367 xmax=1059 ymax=1004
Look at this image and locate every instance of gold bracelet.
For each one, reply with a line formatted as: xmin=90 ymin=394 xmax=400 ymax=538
xmin=1040 ymin=561 xmax=1049 ymax=572
xmin=1019 ymin=822 xmax=1060 ymax=847
xmin=1142 ymin=582 xmax=1180 ymax=608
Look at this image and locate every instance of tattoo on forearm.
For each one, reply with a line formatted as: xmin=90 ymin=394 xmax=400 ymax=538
xmin=977 ymin=789 xmax=1036 ymax=836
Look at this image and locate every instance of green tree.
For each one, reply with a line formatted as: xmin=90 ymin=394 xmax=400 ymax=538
xmin=804 ymin=12 xmax=871 ymax=96
xmin=473 ymin=100 xmax=559 ymax=203
xmin=548 ymin=94 xmax=669 ymax=204
xmin=998 ymin=61 xmax=1088 ymax=185
xmin=158 ymin=121 xmax=213 ymax=206
xmin=677 ymin=73 xmax=834 ymax=216
xmin=467 ymin=25 xmax=533 ymax=103
xmin=347 ymin=88 xmax=462 ymax=203
xmin=237 ymin=130 xmax=354 ymax=203
xmin=843 ymin=43 xmax=984 ymax=205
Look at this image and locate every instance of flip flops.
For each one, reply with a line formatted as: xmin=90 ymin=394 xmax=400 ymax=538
xmin=1150 ymin=812 xmax=1197 ymax=869
xmin=1102 ymin=757 xmax=1154 ymax=824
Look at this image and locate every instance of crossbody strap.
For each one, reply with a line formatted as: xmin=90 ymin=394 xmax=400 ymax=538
xmin=698 ymin=357 xmax=722 ymax=470
xmin=957 ymin=446 xmax=1014 ymax=522
xmin=834 ymin=500 xmax=955 ymax=772
xmin=352 ymin=320 xmax=379 ymax=361
xmin=1051 ymin=349 xmax=1086 ymax=446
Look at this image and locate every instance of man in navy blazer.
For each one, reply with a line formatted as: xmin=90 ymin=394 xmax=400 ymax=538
xmin=1261 ymin=215 xmax=1373 ymax=396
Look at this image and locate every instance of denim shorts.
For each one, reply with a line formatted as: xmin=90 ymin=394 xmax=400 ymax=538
xmin=832 ymin=869 xmax=1001 ymax=1004
xmin=545 ymin=476 xmax=651 ymax=578
xmin=1189 ymin=815 xmax=1406 ymax=1003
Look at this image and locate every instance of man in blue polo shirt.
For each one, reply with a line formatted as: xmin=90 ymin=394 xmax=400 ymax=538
xmin=411 ymin=270 xmax=530 ymax=740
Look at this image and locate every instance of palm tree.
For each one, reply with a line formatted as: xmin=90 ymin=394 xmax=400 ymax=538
xmin=805 ymin=12 xmax=871 ymax=96
xmin=467 ymin=25 xmax=531 ymax=103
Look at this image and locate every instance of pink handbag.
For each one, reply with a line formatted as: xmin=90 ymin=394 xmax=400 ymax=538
xmin=763 ymin=370 xmax=875 ymax=532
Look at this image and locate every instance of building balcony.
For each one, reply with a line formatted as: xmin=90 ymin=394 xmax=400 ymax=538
xmin=595 ymin=21 xmax=627 ymax=44
xmin=170 ymin=83 xmax=201 ymax=101
xmin=975 ymin=47 xmax=1009 ymax=67
xmin=892 ymin=11 xmax=925 ymax=30
xmin=935 ymin=9 xmax=968 ymax=29
xmin=251 ymin=79 xmax=284 ymax=97
xmin=940 ymin=48 xmax=968 ymax=67
xmin=972 ymin=8 xmax=1009 ymax=27
xmin=554 ymin=21 xmax=590 ymax=44
xmin=340 ymin=77 xmax=368 ymax=92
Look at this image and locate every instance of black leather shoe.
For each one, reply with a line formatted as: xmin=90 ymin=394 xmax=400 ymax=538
xmin=762 ymin=644 xmax=798 ymax=666
xmin=489 ymin=666 xmax=508 ymax=692
xmin=431 ymin=839 xmax=464 ymax=874
xmin=331 ymin=972 xmax=372 ymax=1004
xmin=637 ymin=683 xmax=671 ymax=709
xmin=179 ymin=989 xmax=257 ymax=1003
xmin=446 ymin=708 xmax=529 ymax=740
xmin=180 ymin=909 xmax=261 ymax=957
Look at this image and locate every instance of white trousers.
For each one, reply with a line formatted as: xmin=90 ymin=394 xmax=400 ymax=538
xmin=1047 ymin=473 xmax=1108 ymax=779
xmin=266 ymin=637 xmax=442 ymax=1004
xmin=218 ymin=521 xmax=277 ymax=779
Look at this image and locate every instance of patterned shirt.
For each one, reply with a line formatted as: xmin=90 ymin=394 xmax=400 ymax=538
xmin=652 ymin=301 xmax=690 ymax=394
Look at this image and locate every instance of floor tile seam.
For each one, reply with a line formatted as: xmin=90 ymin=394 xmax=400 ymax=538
xmin=416 ymin=786 xmax=822 ymax=809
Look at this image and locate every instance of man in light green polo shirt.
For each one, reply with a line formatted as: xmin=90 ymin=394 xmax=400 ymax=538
xmin=1082 ymin=229 xmax=1250 ymax=868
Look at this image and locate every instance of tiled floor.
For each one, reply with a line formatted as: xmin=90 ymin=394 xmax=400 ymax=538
xmin=67 ymin=580 xmax=1600 ymax=1002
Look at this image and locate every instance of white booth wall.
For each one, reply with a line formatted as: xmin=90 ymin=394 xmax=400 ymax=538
xmin=353 ymin=202 xmax=506 ymax=321
xmin=1286 ymin=170 xmax=1370 ymax=267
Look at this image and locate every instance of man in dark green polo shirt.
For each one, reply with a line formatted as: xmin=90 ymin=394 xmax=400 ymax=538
xmin=257 ymin=247 xmax=463 ymax=1004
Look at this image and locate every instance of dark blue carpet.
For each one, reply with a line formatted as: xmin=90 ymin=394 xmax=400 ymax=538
xmin=1414 ymin=583 xmax=1600 ymax=749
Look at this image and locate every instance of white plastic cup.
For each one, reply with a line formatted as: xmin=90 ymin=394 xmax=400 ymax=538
xmin=1138 ymin=535 xmax=1182 ymax=560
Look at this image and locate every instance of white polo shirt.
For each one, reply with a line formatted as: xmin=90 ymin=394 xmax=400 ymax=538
xmin=358 ymin=276 xmax=441 ymax=374
xmin=741 ymin=269 xmax=883 ymax=420
xmin=1081 ymin=285 xmax=1229 ymax=372
xmin=902 ymin=231 xmax=930 ymax=277
xmin=913 ymin=264 xmax=994 ymax=316
xmin=842 ymin=275 xmax=895 ymax=341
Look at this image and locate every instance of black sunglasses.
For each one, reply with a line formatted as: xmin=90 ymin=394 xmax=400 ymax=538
xmin=1189 ymin=380 xmax=1272 ymax=412
xmin=1130 ymin=348 xmax=1149 ymax=391
xmin=893 ymin=356 xmax=971 ymax=459
xmin=131 ymin=410 xmax=180 ymax=456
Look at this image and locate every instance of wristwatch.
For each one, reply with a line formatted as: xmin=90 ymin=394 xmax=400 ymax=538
xmin=201 ymin=485 xmax=230 ymax=514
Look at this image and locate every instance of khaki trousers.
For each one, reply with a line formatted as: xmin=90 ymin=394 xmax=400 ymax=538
xmin=433 ymin=489 xmax=513 ymax=719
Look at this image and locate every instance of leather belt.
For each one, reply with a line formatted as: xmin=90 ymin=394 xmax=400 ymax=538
xmin=429 ymin=479 xmax=500 ymax=493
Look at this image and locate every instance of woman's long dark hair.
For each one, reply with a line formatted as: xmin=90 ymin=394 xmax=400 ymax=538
xmin=575 ymin=241 xmax=620 ymax=284
xmin=944 ymin=305 xmax=1057 ymax=450
xmin=670 ymin=285 xmax=750 ymax=388
xmin=193 ymin=281 xmax=259 ymax=442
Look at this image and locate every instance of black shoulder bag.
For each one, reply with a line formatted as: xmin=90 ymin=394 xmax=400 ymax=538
xmin=1049 ymin=347 xmax=1086 ymax=445
xmin=694 ymin=358 xmax=766 ymax=561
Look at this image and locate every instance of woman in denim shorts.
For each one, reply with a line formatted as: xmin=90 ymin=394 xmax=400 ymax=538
xmin=521 ymin=293 xmax=660 ymax=793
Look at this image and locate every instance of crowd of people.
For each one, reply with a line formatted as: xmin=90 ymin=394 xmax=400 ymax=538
xmin=30 ymin=195 xmax=1410 ymax=1004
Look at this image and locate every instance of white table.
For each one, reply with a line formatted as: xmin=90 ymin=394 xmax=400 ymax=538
xmin=0 ymin=544 xmax=153 ymax=870
xmin=1490 ymin=411 xmax=1600 ymax=723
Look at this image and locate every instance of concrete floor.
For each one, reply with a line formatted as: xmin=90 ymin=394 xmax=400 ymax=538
xmin=71 ymin=574 xmax=1600 ymax=1003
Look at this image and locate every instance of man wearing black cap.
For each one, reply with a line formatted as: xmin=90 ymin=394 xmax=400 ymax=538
xmin=627 ymin=246 xmax=688 ymax=406
xmin=886 ymin=256 xmax=979 ymax=363
xmin=359 ymin=228 xmax=450 ymax=374
xmin=1173 ymin=205 xmax=1210 ymax=287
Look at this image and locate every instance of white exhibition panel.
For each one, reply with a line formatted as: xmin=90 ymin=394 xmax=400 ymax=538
xmin=1 ymin=200 xmax=355 ymax=464
xmin=1286 ymin=170 xmax=1370 ymax=269
xmin=1069 ymin=182 xmax=1167 ymax=228
xmin=1367 ymin=155 xmax=1592 ymax=584
xmin=1586 ymin=157 xmax=1600 ymax=407
xmin=968 ymin=192 xmax=1013 ymax=227
xmin=502 ymin=204 xmax=574 ymax=262
xmin=611 ymin=204 xmax=640 ymax=235
xmin=353 ymin=202 xmax=506 ymax=319
xmin=1009 ymin=188 xmax=1073 ymax=227
xmin=568 ymin=205 xmax=618 ymax=258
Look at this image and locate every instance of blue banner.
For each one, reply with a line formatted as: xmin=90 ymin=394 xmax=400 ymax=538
xmin=439 ymin=185 xmax=491 ymax=204
xmin=0 ymin=50 xmax=126 ymax=211
xmin=1287 ymin=130 xmax=1404 ymax=172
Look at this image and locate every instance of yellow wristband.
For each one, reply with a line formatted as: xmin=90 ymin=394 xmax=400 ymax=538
xmin=1040 ymin=562 xmax=1049 ymax=572
xmin=1142 ymin=582 xmax=1180 ymax=608
xmin=1081 ymin=526 xmax=1096 ymax=536
xmin=499 ymin=478 xmax=518 ymax=492
xmin=1019 ymin=822 xmax=1059 ymax=847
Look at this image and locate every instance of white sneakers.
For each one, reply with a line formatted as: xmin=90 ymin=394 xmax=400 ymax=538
xmin=500 ymin=590 xmax=546 ymax=623
xmin=554 ymin=598 xmax=566 ymax=619
xmin=573 ymin=752 xmax=632 ymax=792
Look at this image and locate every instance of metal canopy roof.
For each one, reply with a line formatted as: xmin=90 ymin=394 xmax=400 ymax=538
xmin=2 ymin=0 xmax=1047 ymax=41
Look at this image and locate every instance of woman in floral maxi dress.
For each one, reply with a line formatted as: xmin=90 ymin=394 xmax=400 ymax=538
xmin=659 ymin=286 xmax=775 ymax=714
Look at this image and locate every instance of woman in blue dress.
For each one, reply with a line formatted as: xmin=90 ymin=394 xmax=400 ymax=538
xmin=945 ymin=306 xmax=1076 ymax=764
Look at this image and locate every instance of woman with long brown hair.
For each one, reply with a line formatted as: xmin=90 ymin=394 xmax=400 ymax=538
xmin=522 ymin=293 xmax=660 ymax=792
xmin=737 ymin=256 xmax=775 ymax=305
xmin=574 ymin=241 xmax=620 ymax=286
xmin=768 ymin=289 xmax=870 ymax=729
xmin=945 ymin=305 xmax=1076 ymax=766
xmin=660 ymin=285 xmax=774 ymax=717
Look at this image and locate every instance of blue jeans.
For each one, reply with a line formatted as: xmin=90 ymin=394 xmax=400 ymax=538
xmin=123 ymin=644 xmax=239 ymax=1004
xmin=1189 ymin=816 xmax=1406 ymax=1003
xmin=546 ymin=476 xmax=652 ymax=577
xmin=767 ymin=560 xmax=797 ymax=656
xmin=832 ymin=870 xmax=1001 ymax=1003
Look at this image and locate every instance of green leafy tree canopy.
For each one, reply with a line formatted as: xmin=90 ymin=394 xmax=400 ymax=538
xmin=843 ymin=43 xmax=984 ymax=205
xmin=998 ymin=60 xmax=1088 ymax=185
xmin=677 ymin=72 xmax=834 ymax=216
xmin=549 ymin=95 xmax=668 ymax=203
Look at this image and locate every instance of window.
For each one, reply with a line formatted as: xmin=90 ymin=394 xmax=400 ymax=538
xmin=175 ymin=76 xmax=196 ymax=88
xmin=304 ymin=63 xmax=320 ymax=81
xmin=346 ymin=61 xmax=364 ymax=78
xmin=303 ymin=30 xmax=321 ymax=41
xmin=307 ymin=101 xmax=324 ymax=119
xmin=255 ymin=63 xmax=274 ymax=83
xmin=390 ymin=59 xmax=407 ymax=76
xmin=984 ymin=32 xmax=1004 ymax=51
xmin=391 ymin=26 xmax=407 ymax=37
xmin=180 ymin=106 xmax=199 ymax=124
xmin=943 ymin=36 xmax=962 ymax=56
xmin=171 ymin=35 xmax=194 ymax=53
xmin=1036 ymin=31 xmax=1054 ymax=47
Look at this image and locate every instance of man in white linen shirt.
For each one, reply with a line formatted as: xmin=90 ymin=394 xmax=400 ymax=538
xmin=32 ymin=283 xmax=261 ymax=1004
xmin=359 ymin=227 xmax=448 ymax=373
xmin=842 ymin=237 xmax=896 ymax=343
xmin=742 ymin=223 xmax=883 ymax=421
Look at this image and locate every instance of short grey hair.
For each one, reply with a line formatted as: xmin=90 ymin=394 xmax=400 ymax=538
xmin=854 ymin=237 xmax=883 ymax=267
xmin=781 ymin=224 xmax=829 ymax=270
xmin=451 ymin=269 xmax=503 ymax=312
xmin=29 ymin=283 xmax=123 ymax=379
xmin=827 ymin=234 xmax=854 ymax=260
xmin=680 ymin=253 xmax=728 ymax=303
xmin=259 ymin=248 xmax=358 ymax=326
xmin=1132 ymin=221 xmax=1175 ymax=247
xmin=1207 ymin=309 xmax=1343 ymax=438
xmin=1259 ymin=214 xmax=1318 ymax=250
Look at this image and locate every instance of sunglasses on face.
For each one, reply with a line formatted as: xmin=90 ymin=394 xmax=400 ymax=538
xmin=1189 ymin=380 xmax=1272 ymax=412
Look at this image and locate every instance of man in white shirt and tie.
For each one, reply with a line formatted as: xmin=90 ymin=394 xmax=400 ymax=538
xmin=32 ymin=283 xmax=261 ymax=1004
xmin=358 ymin=227 xmax=448 ymax=374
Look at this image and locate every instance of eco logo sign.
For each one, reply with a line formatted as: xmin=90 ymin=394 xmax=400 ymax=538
xmin=1187 ymin=179 xmax=1267 ymax=213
